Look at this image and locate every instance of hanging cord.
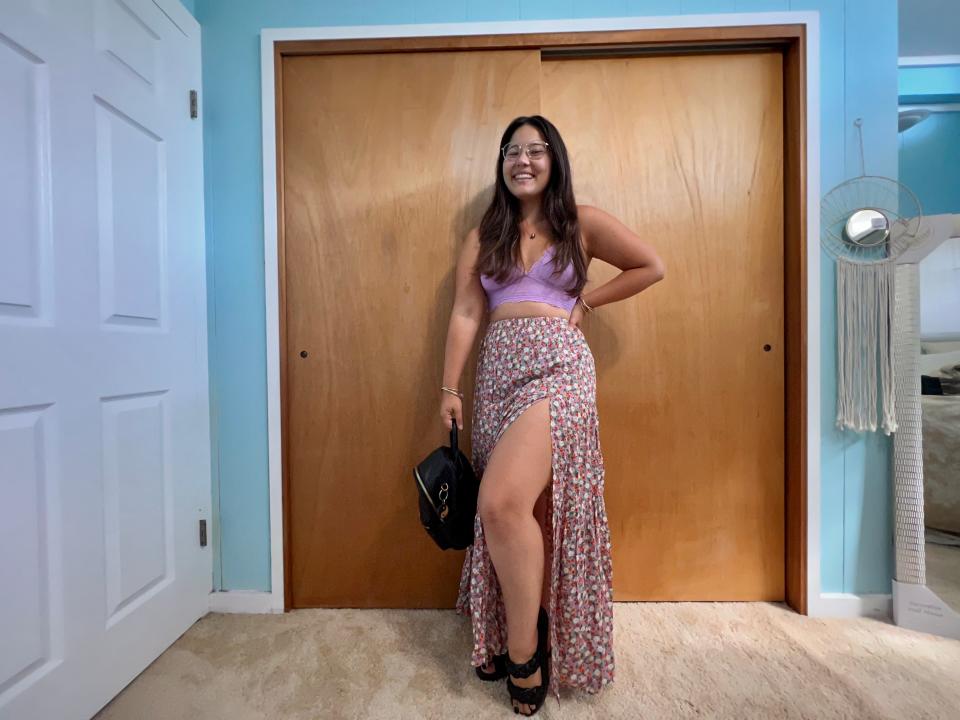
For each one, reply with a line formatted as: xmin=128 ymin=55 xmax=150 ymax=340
xmin=854 ymin=117 xmax=866 ymax=177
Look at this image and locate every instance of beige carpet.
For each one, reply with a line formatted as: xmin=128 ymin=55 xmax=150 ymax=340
xmin=95 ymin=603 xmax=960 ymax=720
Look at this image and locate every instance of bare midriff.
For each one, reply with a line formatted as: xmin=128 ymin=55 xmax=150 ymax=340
xmin=488 ymin=300 xmax=571 ymax=324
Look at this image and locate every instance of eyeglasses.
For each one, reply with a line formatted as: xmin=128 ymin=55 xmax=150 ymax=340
xmin=501 ymin=141 xmax=550 ymax=162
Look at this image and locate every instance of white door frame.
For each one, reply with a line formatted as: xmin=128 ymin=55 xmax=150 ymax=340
xmin=258 ymin=12 xmax=826 ymax=615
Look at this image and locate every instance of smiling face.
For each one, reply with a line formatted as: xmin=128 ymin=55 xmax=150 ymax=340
xmin=501 ymin=124 xmax=552 ymax=201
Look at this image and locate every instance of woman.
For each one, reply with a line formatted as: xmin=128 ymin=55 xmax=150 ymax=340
xmin=439 ymin=115 xmax=665 ymax=715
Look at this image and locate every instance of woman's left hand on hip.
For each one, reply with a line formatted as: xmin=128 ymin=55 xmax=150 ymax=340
xmin=568 ymin=303 xmax=585 ymax=329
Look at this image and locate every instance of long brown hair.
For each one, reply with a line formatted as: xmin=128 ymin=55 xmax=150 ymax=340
xmin=475 ymin=115 xmax=587 ymax=297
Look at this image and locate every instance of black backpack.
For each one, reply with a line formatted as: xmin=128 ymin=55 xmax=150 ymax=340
xmin=413 ymin=424 xmax=479 ymax=550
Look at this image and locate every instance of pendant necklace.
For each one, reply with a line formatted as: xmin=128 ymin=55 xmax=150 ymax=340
xmin=522 ymin=226 xmax=536 ymax=273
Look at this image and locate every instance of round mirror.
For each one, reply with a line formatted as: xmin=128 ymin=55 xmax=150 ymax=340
xmin=844 ymin=208 xmax=890 ymax=248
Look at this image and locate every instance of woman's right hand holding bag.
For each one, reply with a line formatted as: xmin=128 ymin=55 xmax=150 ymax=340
xmin=440 ymin=393 xmax=463 ymax=431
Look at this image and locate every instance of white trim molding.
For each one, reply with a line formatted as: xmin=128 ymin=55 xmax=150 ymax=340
xmin=260 ymin=11 xmax=822 ymax=615
xmin=812 ymin=593 xmax=893 ymax=621
xmin=208 ymin=591 xmax=283 ymax=614
xmin=898 ymin=55 xmax=960 ymax=67
xmin=898 ymin=103 xmax=960 ymax=113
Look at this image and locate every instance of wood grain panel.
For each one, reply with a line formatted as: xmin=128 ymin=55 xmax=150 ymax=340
xmin=542 ymin=52 xmax=786 ymax=600
xmin=281 ymin=50 xmax=541 ymax=607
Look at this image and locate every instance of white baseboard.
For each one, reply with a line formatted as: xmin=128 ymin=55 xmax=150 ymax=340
xmin=208 ymin=591 xmax=284 ymax=614
xmin=204 ymin=591 xmax=890 ymax=618
xmin=810 ymin=592 xmax=893 ymax=620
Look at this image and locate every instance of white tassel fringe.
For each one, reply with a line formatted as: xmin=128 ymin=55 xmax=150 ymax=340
xmin=836 ymin=258 xmax=897 ymax=435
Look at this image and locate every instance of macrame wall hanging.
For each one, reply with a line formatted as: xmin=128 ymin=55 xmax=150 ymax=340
xmin=820 ymin=119 xmax=924 ymax=435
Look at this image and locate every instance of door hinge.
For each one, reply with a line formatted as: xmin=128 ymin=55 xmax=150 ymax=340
xmin=190 ymin=89 xmax=198 ymax=119
xmin=199 ymin=518 xmax=207 ymax=547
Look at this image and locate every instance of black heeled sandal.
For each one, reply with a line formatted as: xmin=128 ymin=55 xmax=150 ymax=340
xmin=475 ymin=652 xmax=508 ymax=681
xmin=505 ymin=607 xmax=550 ymax=716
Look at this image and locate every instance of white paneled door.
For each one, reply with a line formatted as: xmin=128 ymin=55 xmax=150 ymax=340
xmin=0 ymin=1 xmax=210 ymax=718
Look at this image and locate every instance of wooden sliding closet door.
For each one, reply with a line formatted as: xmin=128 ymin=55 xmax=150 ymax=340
xmin=542 ymin=53 xmax=785 ymax=600
xmin=282 ymin=48 xmax=786 ymax=608
xmin=281 ymin=51 xmax=541 ymax=607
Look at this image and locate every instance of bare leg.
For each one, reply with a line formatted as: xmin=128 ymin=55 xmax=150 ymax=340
xmin=478 ymin=399 xmax=552 ymax=715
xmin=478 ymin=493 xmax=551 ymax=665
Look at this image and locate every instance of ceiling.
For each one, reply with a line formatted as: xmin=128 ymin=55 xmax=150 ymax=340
xmin=899 ymin=0 xmax=960 ymax=57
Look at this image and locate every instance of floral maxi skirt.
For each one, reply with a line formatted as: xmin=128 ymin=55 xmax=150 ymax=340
xmin=454 ymin=316 xmax=615 ymax=700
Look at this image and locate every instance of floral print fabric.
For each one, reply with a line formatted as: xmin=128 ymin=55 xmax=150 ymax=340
xmin=455 ymin=316 xmax=615 ymax=700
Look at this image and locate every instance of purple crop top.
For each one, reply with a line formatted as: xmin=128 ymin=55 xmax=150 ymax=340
xmin=479 ymin=244 xmax=577 ymax=313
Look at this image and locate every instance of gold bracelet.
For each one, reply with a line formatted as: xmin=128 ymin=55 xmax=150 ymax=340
xmin=441 ymin=386 xmax=464 ymax=399
xmin=578 ymin=295 xmax=594 ymax=313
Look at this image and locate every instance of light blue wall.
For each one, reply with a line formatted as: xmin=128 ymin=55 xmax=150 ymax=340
xmin=899 ymin=63 xmax=960 ymax=216
xmin=835 ymin=0 xmax=897 ymax=597
xmin=900 ymin=113 xmax=960 ymax=216
xmin=193 ymin=0 xmax=898 ymax=595
xmin=899 ymin=65 xmax=960 ymax=105
xmin=178 ymin=0 xmax=196 ymax=17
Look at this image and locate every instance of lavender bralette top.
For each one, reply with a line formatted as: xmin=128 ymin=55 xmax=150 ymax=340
xmin=479 ymin=244 xmax=577 ymax=313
